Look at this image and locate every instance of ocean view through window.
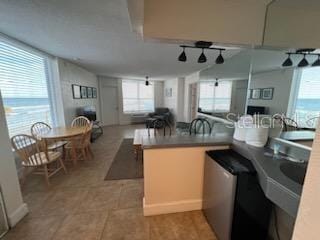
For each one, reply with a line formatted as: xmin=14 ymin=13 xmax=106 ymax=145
xmin=0 ymin=40 xmax=53 ymax=137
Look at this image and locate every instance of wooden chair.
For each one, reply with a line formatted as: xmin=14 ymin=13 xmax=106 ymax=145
xmin=11 ymin=134 xmax=67 ymax=186
xmin=65 ymin=123 xmax=94 ymax=162
xmin=71 ymin=116 xmax=90 ymax=127
xmin=31 ymin=122 xmax=67 ymax=151
xmin=273 ymin=114 xmax=299 ymax=132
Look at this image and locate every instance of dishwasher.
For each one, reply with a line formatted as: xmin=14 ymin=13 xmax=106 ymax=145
xmin=203 ymin=149 xmax=271 ymax=240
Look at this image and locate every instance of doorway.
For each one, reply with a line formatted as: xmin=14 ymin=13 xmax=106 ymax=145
xmin=188 ymin=83 xmax=198 ymax=121
xmin=101 ymin=86 xmax=119 ymax=126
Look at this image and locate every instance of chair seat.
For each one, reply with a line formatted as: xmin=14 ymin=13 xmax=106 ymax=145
xmin=47 ymin=141 xmax=68 ymax=150
xmin=23 ymin=151 xmax=61 ymax=167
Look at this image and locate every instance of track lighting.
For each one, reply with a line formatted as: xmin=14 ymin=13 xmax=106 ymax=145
xmin=298 ymin=54 xmax=309 ymax=67
xmin=198 ymin=49 xmax=207 ymax=63
xmin=145 ymin=76 xmax=150 ymax=86
xmin=178 ymin=47 xmax=187 ymax=62
xmin=312 ymin=55 xmax=320 ymax=66
xmin=214 ymin=79 xmax=219 ymax=87
xmin=215 ymin=50 xmax=224 ymax=64
xmin=282 ymin=53 xmax=293 ymax=67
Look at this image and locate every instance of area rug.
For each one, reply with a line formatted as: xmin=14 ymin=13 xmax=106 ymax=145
xmin=105 ymin=138 xmax=143 ymax=180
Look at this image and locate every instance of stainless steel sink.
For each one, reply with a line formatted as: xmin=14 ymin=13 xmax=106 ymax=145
xmin=280 ymin=162 xmax=307 ymax=185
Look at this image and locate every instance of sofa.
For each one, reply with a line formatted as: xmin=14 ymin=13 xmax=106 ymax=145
xmin=146 ymin=108 xmax=171 ymax=128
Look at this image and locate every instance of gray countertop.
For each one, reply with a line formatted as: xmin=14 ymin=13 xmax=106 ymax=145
xmin=141 ymin=134 xmax=307 ymax=217
xmin=280 ymin=130 xmax=315 ymax=141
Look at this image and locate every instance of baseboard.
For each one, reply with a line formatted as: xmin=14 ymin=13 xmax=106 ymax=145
xmin=143 ymin=198 xmax=202 ymax=216
xmin=7 ymin=203 xmax=28 ymax=227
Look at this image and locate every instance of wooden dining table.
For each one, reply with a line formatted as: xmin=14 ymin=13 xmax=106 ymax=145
xmin=39 ymin=126 xmax=87 ymax=166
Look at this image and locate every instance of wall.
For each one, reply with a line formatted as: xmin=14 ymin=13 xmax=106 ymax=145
xmin=0 ymin=93 xmax=28 ymax=227
xmin=183 ymin=72 xmax=200 ymax=122
xmin=58 ymin=59 xmax=100 ymax=125
xmin=248 ymin=69 xmax=294 ymax=115
xmin=230 ymin=79 xmax=249 ymax=115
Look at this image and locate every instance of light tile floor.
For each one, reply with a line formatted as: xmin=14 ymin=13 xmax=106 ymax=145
xmin=3 ymin=124 xmax=217 ymax=240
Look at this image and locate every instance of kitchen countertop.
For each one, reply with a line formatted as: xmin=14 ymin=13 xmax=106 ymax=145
xmin=141 ymin=133 xmax=309 ymax=217
xmin=280 ymin=130 xmax=315 ymax=141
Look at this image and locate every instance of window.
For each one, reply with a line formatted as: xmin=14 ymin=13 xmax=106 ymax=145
xmin=122 ymin=80 xmax=154 ymax=113
xmin=289 ymin=67 xmax=320 ymax=128
xmin=199 ymin=81 xmax=232 ymax=112
xmin=0 ymin=40 xmax=53 ymax=137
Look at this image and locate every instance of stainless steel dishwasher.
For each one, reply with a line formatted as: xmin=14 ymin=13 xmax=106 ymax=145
xmin=203 ymin=149 xmax=271 ymax=240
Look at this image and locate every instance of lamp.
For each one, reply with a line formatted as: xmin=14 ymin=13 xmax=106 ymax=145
xmin=282 ymin=54 xmax=293 ymax=67
xmin=312 ymin=55 xmax=320 ymax=66
xmin=298 ymin=54 xmax=309 ymax=67
xmin=145 ymin=76 xmax=150 ymax=86
xmin=198 ymin=48 xmax=207 ymax=63
xmin=215 ymin=50 xmax=224 ymax=64
xmin=178 ymin=47 xmax=187 ymax=62
xmin=215 ymin=79 xmax=219 ymax=87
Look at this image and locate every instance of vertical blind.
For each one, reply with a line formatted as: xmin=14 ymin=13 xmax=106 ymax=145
xmin=0 ymin=40 xmax=53 ymax=137
xmin=199 ymin=81 xmax=232 ymax=112
xmin=291 ymin=67 xmax=320 ymax=128
xmin=122 ymin=80 xmax=154 ymax=113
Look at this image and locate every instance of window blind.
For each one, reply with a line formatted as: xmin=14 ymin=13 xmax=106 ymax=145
xmin=0 ymin=40 xmax=53 ymax=137
xmin=122 ymin=80 xmax=154 ymax=113
xmin=199 ymin=81 xmax=232 ymax=112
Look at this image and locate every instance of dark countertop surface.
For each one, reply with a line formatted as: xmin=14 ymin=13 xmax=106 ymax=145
xmin=141 ymin=134 xmax=308 ymax=217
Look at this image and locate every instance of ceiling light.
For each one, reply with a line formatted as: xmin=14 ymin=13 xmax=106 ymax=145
xmin=298 ymin=54 xmax=309 ymax=67
xmin=178 ymin=47 xmax=187 ymax=62
xmin=145 ymin=76 xmax=150 ymax=86
xmin=282 ymin=54 xmax=293 ymax=67
xmin=215 ymin=50 xmax=224 ymax=64
xmin=215 ymin=79 xmax=219 ymax=87
xmin=198 ymin=49 xmax=207 ymax=63
xmin=312 ymin=55 xmax=320 ymax=66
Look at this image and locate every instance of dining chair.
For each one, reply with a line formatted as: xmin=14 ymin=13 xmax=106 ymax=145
xmin=11 ymin=134 xmax=67 ymax=186
xmin=65 ymin=123 xmax=94 ymax=162
xmin=31 ymin=122 xmax=67 ymax=151
xmin=71 ymin=116 xmax=90 ymax=127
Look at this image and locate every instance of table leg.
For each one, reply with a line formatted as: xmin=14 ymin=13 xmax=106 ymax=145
xmin=71 ymin=138 xmax=77 ymax=166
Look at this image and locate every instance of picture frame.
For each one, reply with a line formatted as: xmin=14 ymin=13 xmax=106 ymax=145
xmin=92 ymin=88 xmax=97 ymax=98
xmin=87 ymin=87 xmax=93 ymax=98
xmin=72 ymin=84 xmax=81 ymax=99
xmin=165 ymin=88 xmax=172 ymax=97
xmin=251 ymin=89 xmax=261 ymax=99
xmin=261 ymin=88 xmax=274 ymax=100
xmin=80 ymin=86 xmax=87 ymax=98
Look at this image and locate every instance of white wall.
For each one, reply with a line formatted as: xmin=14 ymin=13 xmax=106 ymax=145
xmin=163 ymin=78 xmax=179 ymax=122
xmin=0 ymin=93 xmax=28 ymax=227
xmin=183 ymin=72 xmax=200 ymax=122
xmin=58 ymin=59 xmax=100 ymax=125
xmin=248 ymin=69 xmax=294 ymax=115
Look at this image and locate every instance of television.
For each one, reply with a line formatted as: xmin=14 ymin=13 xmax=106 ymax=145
xmin=247 ymin=106 xmax=266 ymax=115
xmin=77 ymin=106 xmax=96 ymax=121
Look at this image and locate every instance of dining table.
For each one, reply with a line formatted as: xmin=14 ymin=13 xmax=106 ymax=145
xmin=39 ymin=126 xmax=87 ymax=166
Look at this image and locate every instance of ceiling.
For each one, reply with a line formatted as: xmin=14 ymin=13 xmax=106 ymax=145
xmin=0 ymin=0 xmax=241 ymax=80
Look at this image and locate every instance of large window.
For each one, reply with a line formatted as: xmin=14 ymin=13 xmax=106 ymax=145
xmin=0 ymin=40 xmax=53 ymax=137
xmin=122 ymin=80 xmax=154 ymax=113
xmin=199 ymin=81 xmax=232 ymax=112
xmin=289 ymin=67 xmax=320 ymax=128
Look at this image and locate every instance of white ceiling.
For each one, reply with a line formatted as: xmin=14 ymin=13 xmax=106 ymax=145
xmin=0 ymin=0 xmax=241 ymax=80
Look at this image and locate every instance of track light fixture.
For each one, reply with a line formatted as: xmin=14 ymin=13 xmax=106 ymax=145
xmin=198 ymin=48 xmax=207 ymax=63
xmin=298 ymin=54 xmax=309 ymax=67
xmin=178 ymin=47 xmax=187 ymax=62
xmin=177 ymin=44 xmax=225 ymax=64
xmin=215 ymin=50 xmax=224 ymax=64
xmin=215 ymin=78 xmax=219 ymax=87
xmin=282 ymin=53 xmax=293 ymax=67
xmin=145 ymin=76 xmax=150 ymax=86
xmin=312 ymin=55 xmax=320 ymax=66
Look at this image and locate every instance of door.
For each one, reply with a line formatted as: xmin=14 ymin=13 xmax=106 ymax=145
xmin=189 ymin=83 xmax=198 ymax=121
xmin=234 ymin=88 xmax=247 ymax=115
xmin=101 ymin=86 xmax=119 ymax=125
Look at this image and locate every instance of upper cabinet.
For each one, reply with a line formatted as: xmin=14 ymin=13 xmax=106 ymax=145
xmin=128 ymin=0 xmax=320 ymax=49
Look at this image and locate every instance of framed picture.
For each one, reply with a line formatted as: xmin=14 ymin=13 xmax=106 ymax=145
xmin=87 ymin=87 xmax=93 ymax=98
xmin=92 ymin=88 xmax=97 ymax=98
xmin=80 ymin=86 xmax=87 ymax=98
xmin=72 ymin=84 xmax=81 ymax=99
xmin=262 ymin=88 xmax=274 ymax=100
xmin=165 ymin=88 xmax=172 ymax=97
xmin=251 ymin=89 xmax=261 ymax=99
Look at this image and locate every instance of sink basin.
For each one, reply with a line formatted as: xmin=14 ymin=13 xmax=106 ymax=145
xmin=280 ymin=162 xmax=307 ymax=185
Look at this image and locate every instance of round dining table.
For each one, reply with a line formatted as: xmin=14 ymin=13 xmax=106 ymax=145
xmin=39 ymin=126 xmax=87 ymax=166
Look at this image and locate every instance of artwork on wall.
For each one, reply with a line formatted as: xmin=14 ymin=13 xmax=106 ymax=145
xmin=251 ymin=89 xmax=261 ymax=99
xmin=261 ymin=88 xmax=274 ymax=100
xmin=87 ymin=87 xmax=93 ymax=98
xmin=80 ymin=86 xmax=87 ymax=98
xmin=165 ymin=88 xmax=172 ymax=97
xmin=72 ymin=84 xmax=81 ymax=99
xmin=92 ymin=88 xmax=97 ymax=98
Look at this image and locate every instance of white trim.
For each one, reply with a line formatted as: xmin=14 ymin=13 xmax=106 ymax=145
xmin=7 ymin=203 xmax=28 ymax=227
xmin=143 ymin=198 xmax=202 ymax=216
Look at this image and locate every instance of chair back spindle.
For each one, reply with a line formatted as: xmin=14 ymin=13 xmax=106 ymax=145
xmin=71 ymin=116 xmax=90 ymax=127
